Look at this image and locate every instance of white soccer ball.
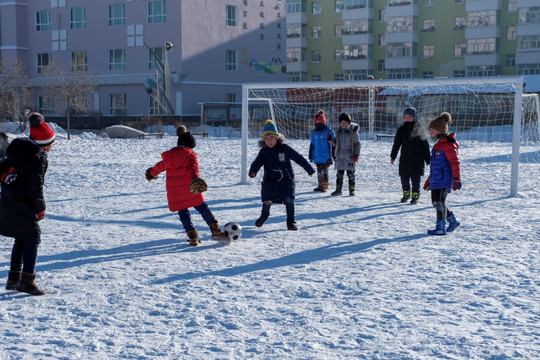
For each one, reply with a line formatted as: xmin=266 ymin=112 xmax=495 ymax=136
xmin=223 ymin=222 xmax=242 ymax=241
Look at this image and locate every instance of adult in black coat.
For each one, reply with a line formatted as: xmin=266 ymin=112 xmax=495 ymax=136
xmin=0 ymin=112 xmax=55 ymax=295
xmin=390 ymin=107 xmax=431 ymax=204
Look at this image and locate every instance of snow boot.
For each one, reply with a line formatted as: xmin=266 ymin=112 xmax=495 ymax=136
xmin=255 ymin=214 xmax=269 ymax=228
xmin=322 ymin=181 xmax=329 ymax=191
xmin=331 ymin=185 xmax=342 ymax=196
xmin=400 ymin=190 xmax=411 ymax=203
xmin=410 ymin=192 xmax=420 ymax=204
xmin=16 ymin=272 xmax=46 ymax=296
xmin=427 ymin=221 xmax=447 ymax=236
xmin=287 ymin=222 xmax=298 ymax=231
xmin=6 ymin=271 xmax=21 ymax=290
xmin=446 ymin=212 xmax=460 ymax=232
xmin=349 ymin=184 xmax=355 ymax=196
xmin=187 ymin=229 xmax=200 ymax=246
xmin=313 ymin=182 xmax=326 ymax=192
xmin=209 ymin=222 xmax=225 ymax=240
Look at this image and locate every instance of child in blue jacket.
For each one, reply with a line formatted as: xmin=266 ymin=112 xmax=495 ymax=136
xmin=249 ymin=120 xmax=315 ymax=230
xmin=309 ymin=110 xmax=335 ymax=192
xmin=423 ymin=112 xmax=462 ymax=235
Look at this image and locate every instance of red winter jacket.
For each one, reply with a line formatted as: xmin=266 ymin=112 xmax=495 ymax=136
xmin=150 ymin=146 xmax=204 ymax=212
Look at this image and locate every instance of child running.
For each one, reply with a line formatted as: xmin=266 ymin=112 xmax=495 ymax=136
xmin=423 ymin=112 xmax=461 ymax=235
xmin=309 ymin=110 xmax=335 ymax=192
xmin=249 ymin=120 xmax=315 ymax=230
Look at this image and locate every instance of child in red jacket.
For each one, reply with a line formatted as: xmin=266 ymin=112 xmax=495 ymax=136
xmin=145 ymin=126 xmax=223 ymax=246
xmin=423 ymin=112 xmax=461 ymax=235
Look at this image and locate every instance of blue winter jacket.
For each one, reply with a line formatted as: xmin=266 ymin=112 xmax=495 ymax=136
xmin=428 ymin=133 xmax=460 ymax=191
xmin=309 ymin=125 xmax=335 ymax=164
xmin=249 ymin=138 xmax=315 ymax=202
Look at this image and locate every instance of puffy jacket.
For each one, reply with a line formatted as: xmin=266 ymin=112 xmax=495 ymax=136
xmin=0 ymin=138 xmax=48 ymax=238
xmin=428 ymin=133 xmax=460 ymax=191
xmin=149 ymin=146 xmax=204 ymax=212
xmin=249 ymin=138 xmax=315 ymax=202
xmin=328 ymin=123 xmax=361 ymax=171
xmin=390 ymin=121 xmax=431 ymax=177
xmin=309 ymin=125 xmax=335 ymax=164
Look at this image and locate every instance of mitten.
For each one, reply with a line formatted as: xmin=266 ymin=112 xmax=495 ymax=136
xmin=190 ymin=176 xmax=208 ymax=193
xmin=145 ymin=167 xmax=157 ymax=181
xmin=423 ymin=177 xmax=430 ymax=191
xmin=353 ymin=154 xmax=359 ymax=162
xmin=452 ymin=177 xmax=462 ymax=191
xmin=1 ymin=167 xmax=17 ymax=184
xmin=249 ymin=172 xmax=256 ymax=178
xmin=38 ymin=211 xmax=45 ymax=221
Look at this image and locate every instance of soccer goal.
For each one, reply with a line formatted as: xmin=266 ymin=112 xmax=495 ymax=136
xmin=241 ymin=76 xmax=539 ymax=196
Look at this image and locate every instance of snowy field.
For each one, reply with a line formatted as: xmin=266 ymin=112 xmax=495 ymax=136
xmin=0 ymin=127 xmax=539 ymax=359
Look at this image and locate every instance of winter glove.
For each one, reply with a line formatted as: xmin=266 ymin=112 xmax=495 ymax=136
xmin=249 ymin=172 xmax=256 ymax=178
xmin=145 ymin=167 xmax=157 ymax=181
xmin=353 ymin=154 xmax=359 ymax=163
xmin=327 ymin=134 xmax=333 ymax=141
xmin=37 ymin=211 xmax=45 ymax=221
xmin=452 ymin=177 xmax=462 ymax=191
xmin=423 ymin=177 xmax=430 ymax=191
xmin=1 ymin=167 xmax=17 ymax=184
xmin=190 ymin=176 xmax=208 ymax=193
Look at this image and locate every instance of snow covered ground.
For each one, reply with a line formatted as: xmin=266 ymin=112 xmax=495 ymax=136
xmin=0 ymin=127 xmax=539 ymax=359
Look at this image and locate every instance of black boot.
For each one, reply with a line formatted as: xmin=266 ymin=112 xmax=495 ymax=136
xmin=331 ymin=184 xmax=342 ymax=196
xmin=287 ymin=222 xmax=298 ymax=231
xmin=16 ymin=272 xmax=46 ymax=295
xmin=6 ymin=271 xmax=21 ymax=290
xmin=255 ymin=214 xmax=269 ymax=227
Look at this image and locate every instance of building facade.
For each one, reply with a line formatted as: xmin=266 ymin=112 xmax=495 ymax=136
xmin=286 ymin=0 xmax=540 ymax=85
xmin=0 ymin=0 xmax=286 ymax=123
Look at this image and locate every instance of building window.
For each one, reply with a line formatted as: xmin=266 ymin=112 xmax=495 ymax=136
xmin=226 ymin=50 xmax=237 ymax=70
xmin=334 ymin=73 xmax=344 ymax=81
xmin=149 ymin=96 xmax=166 ymax=115
xmin=287 ymin=0 xmax=305 ymax=13
xmin=148 ymin=0 xmax=166 ymax=23
xmin=108 ymin=4 xmax=125 ymax=25
xmin=422 ymin=19 xmax=435 ymax=32
xmin=387 ymin=68 xmax=414 ymax=79
xmin=344 ymin=44 xmax=369 ymax=59
xmin=311 ymin=2 xmax=321 ymax=14
xmin=519 ymin=7 xmax=540 ymax=25
xmin=312 ymin=26 xmax=322 ymax=39
xmin=311 ymin=50 xmax=321 ymax=63
xmin=36 ymin=10 xmax=51 ymax=31
xmin=109 ymin=49 xmax=126 ymax=70
xmin=466 ymin=65 xmax=498 ymax=77
xmin=311 ymin=74 xmax=321 ymax=81
xmin=38 ymin=95 xmax=53 ymax=115
xmin=71 ymin=51 xmax=88 ymax=71
xmin=148 ymin=46 xmax=164 ymax=69
xmin=508 ymin=0 xmax=517 ymax=13
xmin=287 ymin=23 xmax=306 ymax=38
xmin=453 ymin=70 xmax=466 ymax=77
xmin=454 ymin=0 xmax=464 ymax=3
xmin=386 ymin=16 xmax=414 ymax=32
xmin=343 ymin=19 xmax=371 ymax=35
xmin=378 ymin=34 xmax=386 ymax=47
xmin=344 ymin=69 xmax=369 ymax=81
xmin=454 ymin=43 xmax=466 ymax=57
xmin=467 ymin=10 xmax=496 ymax=28
xmin=422 ymin=71 xmax=434 ymax=78
xmin=506 ymin=26 xmax=516 ymax=41
xmin=378 ymin=9 xmax=385 ymax=22
xmin=387 ymin=42 xmax=415 ymax=57
xmin=37 ymin=53 xmax=51 ymax=73
xmin=423 ymin=0 xmax=434 ymax=6
xmin=334 ymin=24 xmax=344 ymax=37
xmin=287 ymin=72 xmax=305 ymax=82
xmin=226 ymin=5 xmax=237 ymax=26
xmin=423 ymin=45 xmax=434 ymax=58
xmin=517 ymin=35 xmax=540 ymax=51
xmin=70 ymin=8 xmax=86 ymax=29
xmin=454 ymin=16 xmax=466 ymax=30
xmin=378 ymin=59 xmax=385 ymax=72
xmin=226 ymin=93 xmax=237 ymax=103
xmin=467 ymin=38 xmax=496 ymax=55
xmin=109 ymin=94 xmax=127 ymax=115
xmin=335 ymin=0 xmax=344 ymax=12
xmin=345 ymin=0 xmax=370 ymax=9
xmin=517 ymin=63 xmax=540 ymax=75
xmin=287 ymin=47 xmax=303 ymax=62
xmin=505 ymin=54 xmax=516 ymax=68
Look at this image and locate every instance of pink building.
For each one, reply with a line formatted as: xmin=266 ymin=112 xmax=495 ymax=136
xmin=0 ymin=0 xmax=286 ymax=125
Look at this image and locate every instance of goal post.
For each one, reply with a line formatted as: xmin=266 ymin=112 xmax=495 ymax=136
xmin=241 ymin=76 xmax=537 ymax=196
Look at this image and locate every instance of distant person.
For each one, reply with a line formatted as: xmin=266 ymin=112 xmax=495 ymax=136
xmin=327 ymin=113 xmax=361 ymax=196
xmin=249 ymin=120 xmax=315 ymax=230
xmin=0 ymin=112 xmax=55 ymax=295
xmin=309 ymin=110 xmax=335 ymax=193
xmin=390 ymin=107 xmax=431 ymax=204
xmin=423 ymin=112 xmax=461 ymax=235
xmin=145 ymin=125 xmax=224 ymax=246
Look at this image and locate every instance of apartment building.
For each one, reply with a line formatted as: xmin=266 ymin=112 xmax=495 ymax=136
xmin=286 ymin=0 xmax=540 ymax=89
xmin=0 ymin=0 xmax=286 ymax=122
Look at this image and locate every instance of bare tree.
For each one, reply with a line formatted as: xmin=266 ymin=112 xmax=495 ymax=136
xmin=38 ymin=61 xmax=96 ymax=140
xmin=0 ymin=58 xmax=33 ymax=123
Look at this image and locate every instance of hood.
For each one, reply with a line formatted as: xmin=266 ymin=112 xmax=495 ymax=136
xmin=161 ymin=146 xmax=194 ymax=168
xmin=6 ymin=138 xmax=43 ymax=163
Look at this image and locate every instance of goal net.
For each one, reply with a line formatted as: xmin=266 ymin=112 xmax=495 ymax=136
xmin=241 ymin=76 xmax=539 ymax=196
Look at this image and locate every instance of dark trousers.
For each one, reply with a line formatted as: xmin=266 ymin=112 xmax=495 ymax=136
xmin=315 ymin=163 xmax=330 ymax=183
xmin=400 ymin=175 xmax=421 ymax=193
xmin=261 ymin=197 xmax=295 ymax=223
xmin=431 ymin=188 xmax=452 ymax=221
xmin=11 ymin=234 xmax=41 ymax=274
xmin=336 ymin=170 xmax=355 ymax=187
xmin=178 ymin=202 xmax=216 ymax=232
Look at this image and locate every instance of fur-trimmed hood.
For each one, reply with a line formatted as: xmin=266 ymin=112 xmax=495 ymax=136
xmin=258 ymin=134 xmax=285 ymax=148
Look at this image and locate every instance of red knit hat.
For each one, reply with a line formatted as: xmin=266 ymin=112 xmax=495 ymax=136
xmin=29 ymin=112 xmax=55 ymax=146
xmin=314 ymin=110 xmax=326 ymax=124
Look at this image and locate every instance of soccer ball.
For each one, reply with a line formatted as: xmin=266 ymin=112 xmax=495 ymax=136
xmin=223 ymin=222 xmax=242 ymax=241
